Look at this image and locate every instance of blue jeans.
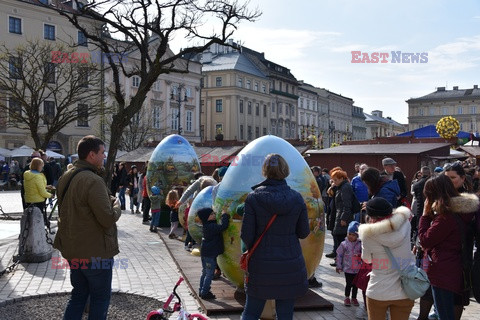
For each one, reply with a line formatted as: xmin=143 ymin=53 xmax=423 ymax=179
xmin=118 ymin=187 xmax=126 ymax=209
xmin=150 ymin=211 xmax=160 ymax=228
xmin=432 ymin=286 xmax=455 ymax=320
xmin=199 ymin=256 xmax=216 ymax=296
xmin=64 ymin=259 xmax=113 ymax=320
xmin=242 ymin=295 xmax=295 ymax=320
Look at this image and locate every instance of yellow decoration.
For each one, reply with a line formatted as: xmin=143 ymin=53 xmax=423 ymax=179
xmin=436 ymin=116 xmax=460 ymax=139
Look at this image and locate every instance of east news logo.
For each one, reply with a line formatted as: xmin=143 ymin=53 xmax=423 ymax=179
xmin=351 ymin=51 xmax=428 ymax=63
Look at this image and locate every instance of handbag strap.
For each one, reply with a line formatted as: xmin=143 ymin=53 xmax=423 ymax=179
xmin=249 ymin=214 xmax=278 ymax=254
xmin=383 ymin=245 xmax=402 ymax=273
xmin=60 ymin=167 xmax=94 ymax=202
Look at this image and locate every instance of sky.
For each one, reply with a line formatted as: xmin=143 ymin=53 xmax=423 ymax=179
xmin=194 ymin=0 xmax=480 ymax=124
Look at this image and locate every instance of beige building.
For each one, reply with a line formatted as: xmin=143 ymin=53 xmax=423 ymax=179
xmin=364 ymin=110 xmax=405 ymax=139
xmin=352 ymin=106 xmax=366 ymax=141
xmin=407 ymin=85 xmax=480 ymax=133
xmin=196 ymin=43 xmax=274 ymax=141
xmin=298 ymin=83 xmax=319 ymax=139
xmin=0 ymin=0 xmax=98 ymax=153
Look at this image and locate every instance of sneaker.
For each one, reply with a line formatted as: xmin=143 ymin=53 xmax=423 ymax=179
xmin=200 ymin=291 xmax=216 ymax=300
xmin=352 ymin=298 xmax=359 ymax=306
xmin=131 ymin=210 xmax=134 ymax=214
xmin=168 ymin=234 xmax=177 ymax=239
xmin=308 ymin=278 xmax=323 ymax=288
xmin=330 ymin=262 xmax=337 ymax=267
xmin=135 ymin=209 xmax=141 ymax=214
xmin=344 ymin=297 xmax=351 ymax=306
xmin=325 ymin=252 xmax=337 ymax=259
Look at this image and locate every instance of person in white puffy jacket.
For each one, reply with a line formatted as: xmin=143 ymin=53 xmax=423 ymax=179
xmin=358 ymin=197 xmax=415 ymax=320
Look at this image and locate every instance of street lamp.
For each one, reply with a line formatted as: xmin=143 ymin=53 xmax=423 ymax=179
xmin=329 ymin=120 xmax=335 ymax=146
xmin=170 ymin=84 xmax=188 ymax=135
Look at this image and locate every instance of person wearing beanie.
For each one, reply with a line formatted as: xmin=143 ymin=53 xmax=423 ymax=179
xmin=336 ymin=221 xmax=362 ymax=307
xmin=358 ymin=197 xmax=415 ymax=320
xmin=381 ymin=157 xmax=408 ymax=207
xmin=197 ymin=208 xmax=229 ymax=300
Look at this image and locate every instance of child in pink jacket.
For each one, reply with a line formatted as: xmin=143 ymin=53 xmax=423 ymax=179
xmin=336 ymin=221 xmax=362 ymax=306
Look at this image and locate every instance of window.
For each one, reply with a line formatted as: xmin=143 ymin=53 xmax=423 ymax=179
xmin=75 ymin=104 xmax=89 ymax=127
xmin=153 ymin=81 xmax=161 ymax=92
xmin=239 ymin=100 xmax=244 ymax=113
xmin=248 ymin=102 xmax=252 ymax=115
xmin=78 ymin=31 xmax=87 ymax=47
xmin=246 ymin=80 xmax=251 ymax=89
xmin=172 ymin=85 xmax=178 ymax=96
xmin=9 ymin=56 xmax=22 ymax=79
xmin=171 ymin=108 xmax=179 ymax=130
xmin=186 ymin=110 xmax=193 ymax=132
xmin=255 ymin=127 xmax=259 ymax=138
xmin=44 ymin=24 xmax=55 ymax=40
xmin=215 ymin=77 xmax=222 ymax=87
xmin=185 ymin=87 xmax=191 ymax=97
xmin=458 ymin=106 xmax=463 ymax=114
xmin=291 ymin=105 xmax=295 ymax=116
xmin=471 ymin=106 xmax=477 ymax=114
xmin=278 ymin=103 xmax=282 ymax=114
xmin=200 ymin=100 xmax=204 ymax=113
xmin=240 ymin=125 xmax=244 ymax=140
xmin=429 ymin=107 xmax=435 ymax=116
xmin=285 ymin=105 xmax=289 ymax=116
xmin=78 ymin=67 xmax=88 ymax=87
xmin=200 ymin=78 xmax=204 ymax=88
xmin=215 ymin=99 xmax=223 ymax=112
xmin=255 ymin=103 xmax=259 ymax=116
xmin=307 ymin=100 xmax=310 ymax=110
xmin=272 ymin=103 xmax=275 ymax=112
xmin=9 ymin=17 xmax=21 ymax=34
xmin=263 ymin=105 xmax=267 ymax=117
xmin=442 ymin=107 xmax=448 ymax=115
xmin=262 ymin=84 xmax=266 ymax=93
xmin=9 ymin=98 xmax=21 ymax=118
xmin=300 ymin=99 xmax=304 ymax=108
xmin=247 ymin=126 xmax=252 ymax=140
xmin=44 ymin=101 xmax=55 ymax=125
xmin=263 ymin=128 xmax=267 ymax=136
xmin=215 ymin=124 xmax=223 ymax=135
xmin=418 ymin=108 xmax=424 ymax=116
xmin=254 ymin=82 xmax=258 ymax=91
xmin=152 ymin=105 xmax=161 ymax=129
xmin=44 ymin=62 xmax=56 ymax=83
xmin=237 ymin=77 xmax=243 ymax=87
xmin=132 ymin=76 xmax=140 ymax=87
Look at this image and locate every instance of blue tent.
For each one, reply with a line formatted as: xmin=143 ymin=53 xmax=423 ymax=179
xmin=397 ymin=125 xmax=471 ymax=139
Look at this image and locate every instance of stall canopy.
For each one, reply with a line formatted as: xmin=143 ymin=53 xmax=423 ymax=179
xmin=9 ymin=145 xmax=35 ymax=157
xmin=46 ymin=150 xmax=65 ymax=159
xmin=397 ymin=125 xmax=470 ymax=139
xmin=0 ymin=147 xmax=12 ymax=158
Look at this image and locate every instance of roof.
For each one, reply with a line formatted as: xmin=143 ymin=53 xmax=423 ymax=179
xmin=115 ymin=145 xmax=244 ymax=164
xmin=407 ymin=87 xmax=480 ymax=102
xmin=305 ymin=143 xmax=451 ymax=155
xmin=397 ymin=125 xmax=471 ymax=139
xmin=457 ymin=146 xmax=480 ymax=157
xmin=364 ymin=113 xmax=403 ymax=127
xmin=202 ymin=52 xmax=266 ymax=78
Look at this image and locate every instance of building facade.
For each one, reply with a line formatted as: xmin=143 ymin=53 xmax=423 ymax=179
xmin=298 ymin=84 xmax=319 ymax=140
xmin=352 ymin=105 xmax=367 ymax=141
xmin=364 ymin=110 xmax=405 ymax=139
xmin=407 ymin=85 xmax=480 ymax=133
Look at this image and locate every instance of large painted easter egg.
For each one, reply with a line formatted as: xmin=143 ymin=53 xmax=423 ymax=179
xmin=213 ymin=135 xmax=325 ymax=289
xmin=187 ymin=185 xmax=215 ymax=242
xmin=146 ymin=135 xmax=200 ymax=203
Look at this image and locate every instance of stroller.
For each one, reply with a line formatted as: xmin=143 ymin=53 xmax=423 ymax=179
xmin=147 ymin=277 xmax=208 ymax=320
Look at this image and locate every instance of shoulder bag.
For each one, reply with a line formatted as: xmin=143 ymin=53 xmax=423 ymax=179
xmin=240 ymin=213 xmax=277 ymax=284
xmin=383 ymin=245 xmax=430 ymax=300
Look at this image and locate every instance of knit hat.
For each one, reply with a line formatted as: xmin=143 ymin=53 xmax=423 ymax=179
xmin=218 ymin=166 xmax=228 ymax=177
xmin=197 ymin=208 xmax=214 ymax=224
xmin=366 ymin=197 xmax=393 ymax=217
xmin=347 ymin=221 xmax=360 ymax=234
xmin=382 ymin=157 xmax=397 ymax=166
xmin=151 ymin=186 xmax=160 ymax=195
xmin=434 ymin=166 xmax=443 ymax=173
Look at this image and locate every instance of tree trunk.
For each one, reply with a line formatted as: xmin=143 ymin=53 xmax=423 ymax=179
xmin=104 ymin=122 xmax=124 ymax=188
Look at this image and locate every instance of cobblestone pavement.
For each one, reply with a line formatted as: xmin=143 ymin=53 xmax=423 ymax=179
xmin=1 ymin=190 xmax=480 ymax=319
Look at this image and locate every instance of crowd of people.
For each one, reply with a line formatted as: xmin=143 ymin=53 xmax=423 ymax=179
xmin=12 ymin=136 xmax=480 ymax=319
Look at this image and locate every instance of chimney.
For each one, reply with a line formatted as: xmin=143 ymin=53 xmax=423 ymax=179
xmin=453 ymin=86 xmax=458 ymax=90
xmin=200 ymin=51 xmax=212 ymax=64
xmin=437 ymin=87 xmax=445 ymax=92
xmin=372 ymin=110 xmax=383 ymax=118
xmin=474 ymin=85 xmax=478 ymax=89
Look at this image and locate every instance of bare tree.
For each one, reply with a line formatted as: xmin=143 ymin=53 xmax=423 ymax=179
xmin=0 ymin=40 xmax=103 ymax=150
xmin=43 ymin=0 xmax=260 ymax=184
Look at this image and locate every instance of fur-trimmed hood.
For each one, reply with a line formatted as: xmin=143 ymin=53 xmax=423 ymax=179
xmin=448 ymin=193 xmax=479 ymax=214
xmin=358 ymin=206 xmax=411 ymax=240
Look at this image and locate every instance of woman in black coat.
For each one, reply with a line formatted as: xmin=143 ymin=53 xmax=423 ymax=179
xmin=241 ymin=154 xmax=310 ymax=320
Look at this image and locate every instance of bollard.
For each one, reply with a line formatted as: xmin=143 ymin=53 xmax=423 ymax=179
xmin=19 ymin=206 xmax=53 ymax=263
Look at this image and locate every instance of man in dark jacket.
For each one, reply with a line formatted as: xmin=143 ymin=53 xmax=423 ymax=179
xmin=197 ymin=208 xmax=229 ymax=300
xmin=381 ymin=157 xmax=407 ymax=204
